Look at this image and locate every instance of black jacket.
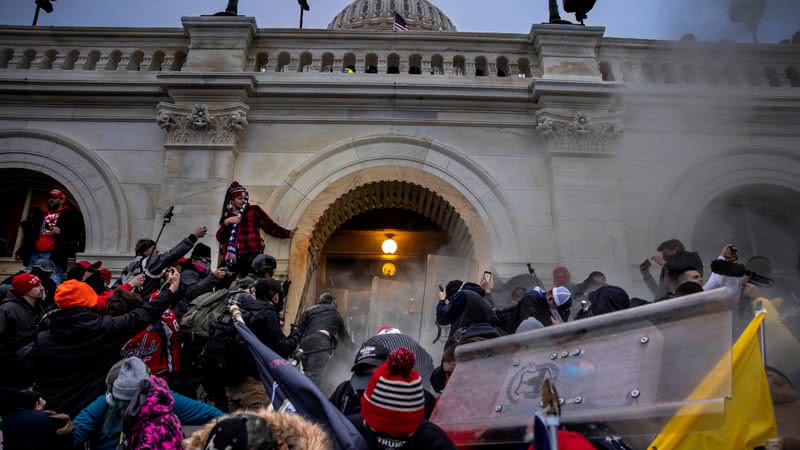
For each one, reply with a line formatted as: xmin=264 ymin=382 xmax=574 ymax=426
xmin=0 ymin=387 xmax=68 ymax=450
xmin=297 ymin=303 xmax=347 ymax=341
xmin=438 ymin=290 xmax=499 ymax=347
xmin=180 ymin=265 xmax=219 ymax=302
xmin=32 ymin=289 xmax=175 ymax=417
xmin=18 ymin=207 xmax=83 ymax=269
xmin=122 ymin=234 xmax=197 ymax=298
xmin=0 ymin=292 xmax=43 ymax=361
xmin=349 ymin=415 xmax=457 ymax=450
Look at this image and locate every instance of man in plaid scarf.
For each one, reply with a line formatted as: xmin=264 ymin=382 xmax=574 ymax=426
xmin=216 ymin=182 xmax=292 ymax=277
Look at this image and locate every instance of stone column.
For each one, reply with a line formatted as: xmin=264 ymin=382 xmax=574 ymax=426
xmin=529 ymin=24 xmax=605 ymax=81
xmin=535 ymin=108 xmax=630 ymax=286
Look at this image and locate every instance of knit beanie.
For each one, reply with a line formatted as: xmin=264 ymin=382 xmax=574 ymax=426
xmin=516 ymin=317 xmax=545 ymax=334
xmin=11 ymin=273 xmax=41 ymax=296
xmin=552 ymin=286 xmax=572 ymax=307
xmin=112 ymin=357 xmax=149 ymax=401
xmin=361 ymin=347 xmax=424 ymax=436
xmin=552 ymin=266 xmax=571 ymax=287
xmin=54 ymin=279 xmax=98 ymax=309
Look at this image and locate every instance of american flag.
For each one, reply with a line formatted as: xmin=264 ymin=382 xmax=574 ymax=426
xmin=393 ymin=12 xmax=408 ymax=32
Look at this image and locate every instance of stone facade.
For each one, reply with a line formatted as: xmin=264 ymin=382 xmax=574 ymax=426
xmin=1 ymin=9 xmax=799 ymax=322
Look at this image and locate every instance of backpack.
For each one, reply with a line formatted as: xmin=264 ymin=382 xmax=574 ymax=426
xmin=179 ymin=289 xmax=230 ymax=341
xmin=201 ymin=311 xmax=246 ymax=381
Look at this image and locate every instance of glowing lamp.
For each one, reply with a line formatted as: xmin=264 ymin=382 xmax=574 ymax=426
xmin=382 ymin=262 xmax=397 ymax=277
xmin=381 ymin=234 xmax=397 ymax=254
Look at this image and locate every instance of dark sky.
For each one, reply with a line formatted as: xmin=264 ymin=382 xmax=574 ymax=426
xmin=0 ymin=0 xmax=798 ymax=43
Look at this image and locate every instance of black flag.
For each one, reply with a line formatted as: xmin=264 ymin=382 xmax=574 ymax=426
xmin=299 ymin=0 xmax=310 ymax=11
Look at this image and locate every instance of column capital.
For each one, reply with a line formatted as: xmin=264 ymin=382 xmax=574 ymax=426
xmin=535 ymin=108 xmax=622 ymax=155
xmin=156 ymin=102 xmax=249 ymax=154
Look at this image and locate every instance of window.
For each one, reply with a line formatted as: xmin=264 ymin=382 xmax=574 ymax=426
xmin=148 ymin=50 xmax=165 ymax=72
xmin=496 ymin=56 xmax=509 ymax=77
xmin=277 ymin=52 xmax=291 ymax=72
xmin=453 ymin=55 xmax=465 ymax=76
xmin=365 ymin=53 xmax=378 ymax=74
xmin=387 ymin=53 xmax=400 ymax=74
xmin=321 ymin=53 xmax=334 ymax=73
xmin=475 ymin=56 xmax=487 ymax=77
xmin=518 ymin=58 xmax=532 ymax=78
xmin=431 ymin=54 xmax=444 ymax=75
xmin=299 ymin=52 xmax=312 ymax=72
xmin=409 ymin=54 xmax=422 ymax=75
xmin=343 ymin=53 xmax=356 ymax=73
xmin=255 ymin=52 xmax=269 ymax=72
xmin=599 ymin=61 xmax=614 ymax=81
xmin=127 ymin=50 xmax=144 ymax=71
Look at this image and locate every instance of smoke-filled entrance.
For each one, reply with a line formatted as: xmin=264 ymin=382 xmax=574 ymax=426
xmin=305 ymin=180 xmax=477 ymax=360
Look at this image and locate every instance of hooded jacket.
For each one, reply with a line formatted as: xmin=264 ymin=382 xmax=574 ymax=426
xmin=0 ymin=291 xmax=43 ymax=360
xmin=297 ymin=302 xmax=346 ymax=339
xmin=122 ymin=234 xmax=197 ymax=298
xmin=33 ymin=289 xmax=176 ymax=417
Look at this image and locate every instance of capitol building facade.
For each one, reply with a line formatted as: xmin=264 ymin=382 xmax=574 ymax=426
xmin=1 ymin=0 xmax=799 ymax=336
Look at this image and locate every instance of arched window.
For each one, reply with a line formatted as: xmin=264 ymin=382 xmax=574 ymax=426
xmin=598 ymin=61 xmax=614 ymax=81
xmin=496 ymin=56 xmax=509 ymax=77
xmin=105 ymin=50 xmax=123 ymax=71
xmin=409 ymin=54 xmax=422 ymax=75
xmin=149 ymin=50 xmax=165 ymax=71
xmin=453 ymin=55 xmax=465 ymax=76
xmin=321 ymin=53 xmax=334 ymax=73
xmin=0 ymin=168 xmax=85 ymax=261
xmin=517 ymin=58 xmax=532 ymax=78
xmin=343 ymin=53 xmax=356 ymax=73
xmin=127 ymin=50 xmax=144 ymax=71
xmin=387 ymin=53 xmax=400 ymax=74
xmin=62 ymin=50 xmax=80 ymax=70
xmin=431 ymin=54 xmax=444 ymax=75
xmin=276 ymin=52 xmax=291 ymax=72
xmin=299 ymin=52 xmax=313 ymax=72
xmin=255 ymin=52 xmax=269 ymax=72
xmin=475 ymin=56 xmax=487 ymax=77
xmin=365 ymin=53 xmax=378 ymax=74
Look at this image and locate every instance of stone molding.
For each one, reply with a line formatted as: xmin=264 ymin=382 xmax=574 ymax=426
xmin=156 ymin=102 xmax=249 ymax=152
xmin=535 ymin=110 xmax=622 ymax=155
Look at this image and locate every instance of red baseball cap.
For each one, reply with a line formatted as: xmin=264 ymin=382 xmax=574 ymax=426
xmin=11 ymin=273 xmax=42 ymax=296
xmin=99 ymin=268 xmax=112 ymax=283
xmin=76 ymin=260 xmax=102 ymax=270
xmin=49 ymin=189 xmax=66 ymax=199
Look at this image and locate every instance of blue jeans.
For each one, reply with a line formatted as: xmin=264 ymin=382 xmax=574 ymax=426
xmin=28 ymin=251 xmax=63 ymax=284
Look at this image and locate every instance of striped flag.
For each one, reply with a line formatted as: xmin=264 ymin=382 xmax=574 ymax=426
xmin=393 ymin=12 xmax=408 ymax=32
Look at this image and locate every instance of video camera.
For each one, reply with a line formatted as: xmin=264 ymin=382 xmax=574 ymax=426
xmin=710 ymin=259 xmax=774 ymax=287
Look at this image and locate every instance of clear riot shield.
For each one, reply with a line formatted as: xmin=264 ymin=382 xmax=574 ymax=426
xmin=430 ymin=288 xmax=733 ymax=447
xmin=421 ymin=255 xmax=476 ymax=363
xmin=367 ymin=277 xmax=423 ymax=339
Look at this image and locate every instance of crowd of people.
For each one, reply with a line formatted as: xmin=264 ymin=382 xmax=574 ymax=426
xmin=1 ymin=184 xmax=799 ymax=450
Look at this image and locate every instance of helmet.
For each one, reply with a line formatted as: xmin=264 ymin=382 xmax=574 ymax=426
xmin=251 ymin=254 xmax=277 ymax=274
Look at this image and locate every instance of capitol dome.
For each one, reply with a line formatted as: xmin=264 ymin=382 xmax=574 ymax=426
xmin=328 ymin=0 xmax=457 ymax=32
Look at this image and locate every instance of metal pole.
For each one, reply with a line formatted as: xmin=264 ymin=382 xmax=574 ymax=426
xmin=299 ymin=6 xmax=304 ymax=29
xmin=755 ymin=300 xmax=766 ymax=366
xmin=32 ymin=5 xmax=41 ymax=26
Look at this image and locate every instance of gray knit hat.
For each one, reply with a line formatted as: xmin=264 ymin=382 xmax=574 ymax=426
xmin=516 ymin=317 xmax=545 ymax=334
xmin=112 ymin=357 xmax=149 ymax=401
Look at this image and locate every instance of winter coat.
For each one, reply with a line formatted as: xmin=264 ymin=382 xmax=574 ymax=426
xmin=179 ymin=264 xmax=219 ymax=302
xmin=297 ymin=302 xmax=347 ymax=341
xmin=0 ymin=386 xmax=70 ymax=450
xmin=349 ymin=415 xmax=457 ymax=450
xmin=72 ymin=389 xmax=222 ymax=450
xmin=17 ymin=207 xmax=82 ymax=269
xmin=32 ymin=289 xmax=176 ymax=417
xmin=437 ymin=290 xmax=500 ymax=346
xmin=120 ymin=375 xmax=183 ymax=450
xmin=0 ymin=291 xmax=43 ymax=360
xmin=122 ymin=234 xmax=197 ymax=298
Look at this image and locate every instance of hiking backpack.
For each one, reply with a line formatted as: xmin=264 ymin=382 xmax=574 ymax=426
xmin=179 ymin=289 xmax=231 ymax=341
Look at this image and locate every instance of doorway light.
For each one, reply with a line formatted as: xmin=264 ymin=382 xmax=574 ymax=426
xmin=381 ymin=233 xmax=397 ymax=254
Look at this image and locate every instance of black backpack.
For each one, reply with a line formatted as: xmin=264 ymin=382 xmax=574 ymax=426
xmin=200 ymin=294 xmax=251 ymax=381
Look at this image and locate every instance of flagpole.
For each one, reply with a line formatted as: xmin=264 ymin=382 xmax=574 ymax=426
xmin=754 ymin=300 xmax=767 ymax=366
xmin=299 ymin=5 xmax=304 ymax=29
xmin=32 ymin=5 xmax=41 ymax=26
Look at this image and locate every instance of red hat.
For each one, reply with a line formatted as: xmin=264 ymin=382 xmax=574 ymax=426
xmin=553 ymin=265 xmax=571 ymax=287
xmin=11 ymin=273 xmax=41 ymax=296
xmin=76 ymin=260 xmax=102 ymax=270
xmin=361 ymin=347 xmax=424 ymax=436
xmin=54 ymin=280 xmax=97 ymax=309
xmin=99 ymin=268 xmax=112 ymax=283
xmin=49 ymin=189 xmax=66 ymax=199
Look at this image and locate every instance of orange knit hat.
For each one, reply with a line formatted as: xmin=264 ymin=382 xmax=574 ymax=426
xmin=55 ymin=279 xmax=98 ymax=309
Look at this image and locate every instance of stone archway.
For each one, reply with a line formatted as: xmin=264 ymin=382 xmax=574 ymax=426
xmin=265 ymin=133 xmax=520 ymax=326
xmin=0 ymin=129 xmax=131 ymax=255
xmin=650 ymin=148 xmax=800 ymax=251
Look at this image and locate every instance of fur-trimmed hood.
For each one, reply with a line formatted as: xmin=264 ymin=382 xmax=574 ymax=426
xmin=184 ymin=408 xmax=331 ymax=450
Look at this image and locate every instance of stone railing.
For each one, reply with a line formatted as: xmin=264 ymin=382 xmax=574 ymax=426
xmin=598 ymin=38 xmax=800 ymax=88
xmin=0 ymin=27 xmax=189 ymax=72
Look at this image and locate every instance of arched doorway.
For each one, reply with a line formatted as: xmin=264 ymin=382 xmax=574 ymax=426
xmin=0 ymin=168 xmax=85 ymax=271
xmin=692 ymin=184 xmax=800 ymax=284
xmin=308 ymin=180 xmax=477 ymax=346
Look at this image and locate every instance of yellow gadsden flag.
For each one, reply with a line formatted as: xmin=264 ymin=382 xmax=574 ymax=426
xmin=649 ymin=313 xmax=777 ymax=450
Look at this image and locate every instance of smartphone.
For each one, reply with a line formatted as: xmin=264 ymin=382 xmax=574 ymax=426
xmin=438 ymin=283 xmax=446 ymax=301
xmin=482 ymin=271 xmax=493 ymax=285
xmin=640 ymin=258 xmax=652 ymax=271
